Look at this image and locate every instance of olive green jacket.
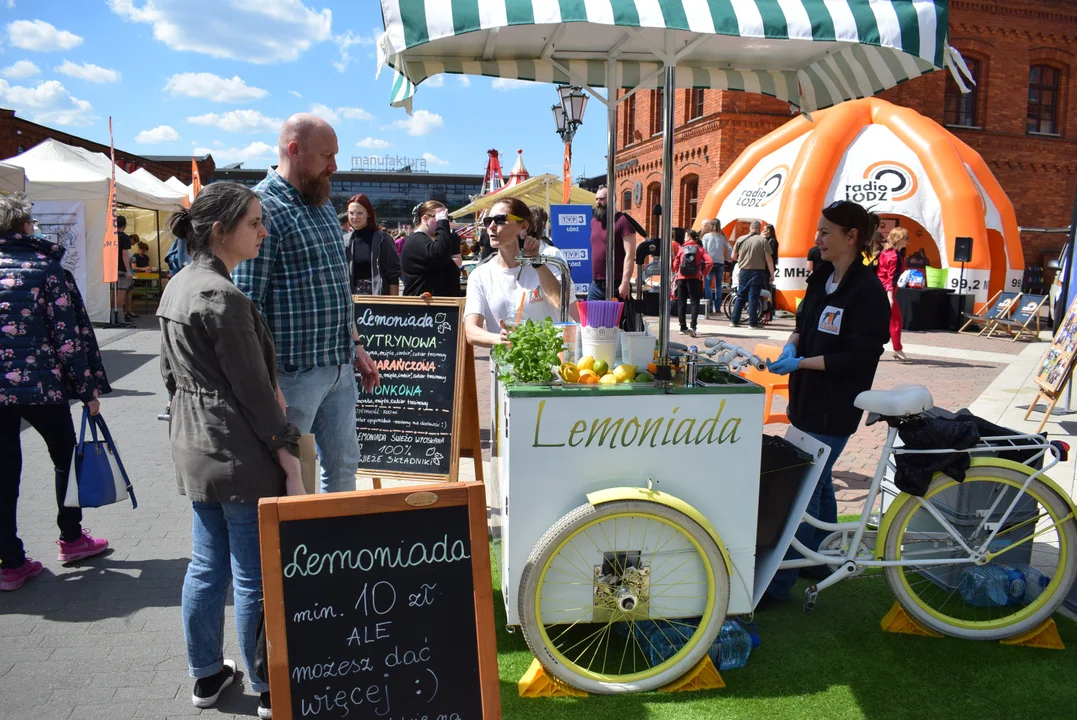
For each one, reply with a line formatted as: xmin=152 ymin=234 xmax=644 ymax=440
xmin=158 ymin=254 xmax=299 ymax=503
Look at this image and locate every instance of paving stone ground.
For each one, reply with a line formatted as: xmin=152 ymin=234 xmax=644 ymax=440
xmin=0 ymin=313 xmax=1043 ymax=718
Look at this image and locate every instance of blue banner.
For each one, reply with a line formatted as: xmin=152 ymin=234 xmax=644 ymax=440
xmin=549 ymin=204 xmax=592 ymax=296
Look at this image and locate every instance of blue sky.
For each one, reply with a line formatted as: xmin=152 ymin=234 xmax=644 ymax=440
xmin=0 ymin=1 xmax=609 ymax=180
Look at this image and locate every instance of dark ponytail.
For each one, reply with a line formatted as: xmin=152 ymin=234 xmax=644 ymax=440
xmin=169 ymin=182 xmax=260 ymax=257
xmin=822 ymin=200 xmax=879 ymax=254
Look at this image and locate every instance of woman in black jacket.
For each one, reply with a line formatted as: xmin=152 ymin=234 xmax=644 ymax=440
xmin=343 ymin=193 xmax=400 ymax=296
xmin=400 ymin=200 xmax=461 ymax=297
xmin=761 ymin=200 xmax=890 ymax=607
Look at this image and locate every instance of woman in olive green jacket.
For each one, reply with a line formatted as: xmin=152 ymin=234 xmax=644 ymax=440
xmin=158 ymin=182 xmax=303 ymax=717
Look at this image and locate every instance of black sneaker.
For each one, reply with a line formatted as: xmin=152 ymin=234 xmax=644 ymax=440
xmin=191 ymin=659 xmax=236 ymax=708
xmin=259 ymin=692 xmax=272 ymax=719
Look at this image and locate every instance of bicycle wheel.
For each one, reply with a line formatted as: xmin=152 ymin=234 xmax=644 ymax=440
xmin=722 ymin=292 xmax=735 ymax=321
xmin=883 ymin=468 xmax=1077 ymax=640
xmin=518 ymin=500 xmax=729 ymax=694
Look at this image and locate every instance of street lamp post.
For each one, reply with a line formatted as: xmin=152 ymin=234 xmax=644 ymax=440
xmin=552 ymin=85 xmax=587 ymax=204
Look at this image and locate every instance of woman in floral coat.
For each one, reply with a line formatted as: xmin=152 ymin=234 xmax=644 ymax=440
xmin=0 ymin=194 xmax=111 ymax=592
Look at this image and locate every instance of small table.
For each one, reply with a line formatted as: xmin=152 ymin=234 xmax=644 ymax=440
xmin=132 ymin=271 xmax=162 ymax=313
xmin=896 ymin=287 xmax=957 ymax=331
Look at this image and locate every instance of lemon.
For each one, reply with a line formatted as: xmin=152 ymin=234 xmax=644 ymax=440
xmin=592 ymin=359 xmax=609 ymax=377
xmin=613 ymin=364 xmax=637 ymax=382
xmin=577 ymin=355 xmax=595 ymax=371
xmin=599 ymin=373 xmax=619 ymax=385
xmin=559 ymin=362 xmax=580 ymax=384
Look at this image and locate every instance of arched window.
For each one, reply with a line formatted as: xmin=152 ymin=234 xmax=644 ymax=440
xmin=622 ymin=188 xmax=632 ymax=214
xmin=1028 ymin=64 xmax=1062 ymax=135
xmin=681 ymin=175 xmax=699 ymax=229
xmin=646 ymin=182 xmax=662 ymax=238
xmin=944 ymin=55 xmax=981 ymax=127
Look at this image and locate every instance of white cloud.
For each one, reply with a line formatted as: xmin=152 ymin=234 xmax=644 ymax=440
xmin=55 ymin=60 xmax=121 ymax=84
xmin=164 ymin=72 xmax=267 ymax=103
xmin=423 ymin=75 xmax=444 ymax=88
xmin=6 ymin=20 xmax=83 ymax=51
xmin=289 ymin=90 xmax=302 ymax=98
xmin=194 ymin=141 xmax=277 ymax=164
xmin=0 ymin=79 xmax=94 ymax=126
xmin=423 ymin=152 xmax=449 ymax=166
xmin=457 ymin=76 xmax=471 ymax=88
xmin=386 ymin=109 xmax=444 ymax=136
xmin=135 ymin=125 xmax=180 ymax=144
xmin=108 ymin=0 xmax=331 ymax=64
xmin=187 ymin=109 xmax=282 ymax=134
xmin=356 ymin=137 xmax=390 ymax=149
xmin=1 ymin=60 xmax=39 ymax=80
xmin=333 ymin=29 xmax=378 ymax=72
xmin=492 ymin=78 xmax=533 ymax=91
xmin=310 ymin=103 xmax=374 ymax=124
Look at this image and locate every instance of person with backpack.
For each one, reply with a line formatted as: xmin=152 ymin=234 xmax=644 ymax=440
xmin=672 ymin=231 xmax=713 ymax=337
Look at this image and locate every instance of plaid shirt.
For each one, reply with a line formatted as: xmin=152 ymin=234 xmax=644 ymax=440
xmin=232 ymin=169 xmax=352 ymax=369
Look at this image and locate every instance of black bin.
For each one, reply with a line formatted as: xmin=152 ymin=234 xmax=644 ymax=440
xmin=757 ymin=435 xmax=815 ymax=549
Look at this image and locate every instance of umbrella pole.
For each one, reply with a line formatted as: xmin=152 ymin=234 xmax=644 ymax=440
xmin=657 ymin=63 xmax=676 ymax=364
xmin=605 ymin=54 xmax=617 ymax=301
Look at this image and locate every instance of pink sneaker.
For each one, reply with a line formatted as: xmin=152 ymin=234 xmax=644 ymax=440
xmin=57 ymin=529 xmax=109 ymax=562
xmin=1 ymin=558 xmax=44 ymax=591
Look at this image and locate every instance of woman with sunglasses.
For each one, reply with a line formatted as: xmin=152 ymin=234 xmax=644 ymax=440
xmin=400 ymin=200 xmax=461 ymax=297
xmin=759 ymin=199 xmax=890 ymax=609
xmin=464 ymin=199 xmax=575 ymax=347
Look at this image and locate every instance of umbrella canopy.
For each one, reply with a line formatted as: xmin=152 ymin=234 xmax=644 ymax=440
xmin=450 ymin=174 xmax=595 ymax=218
xmin=698 ymin=98 xmax=1020 ymax=310
xmin=378 ymin=1 xmax=963 ymax=111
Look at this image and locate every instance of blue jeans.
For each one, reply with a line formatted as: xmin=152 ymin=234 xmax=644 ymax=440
xmin=704 ymin=264 xmax=723 ymax=313
xmin=278 ymin=364 xmax=360 ymax=493
xmin=767 ymin=431 xmax=850 ymax=601
xmin=183 ymin=502 xmax=267 ymax=693
xmin=587 ymin=280 xmax=608 ymax=301
xmin=731 ymin=268 xmax=767 ymax=326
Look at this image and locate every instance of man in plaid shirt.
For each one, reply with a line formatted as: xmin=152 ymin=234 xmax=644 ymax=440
xmin=233 ymin=113 xmax=379 ymax=493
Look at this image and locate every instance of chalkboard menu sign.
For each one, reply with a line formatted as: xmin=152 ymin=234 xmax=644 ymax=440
xmin=354 ymin=297 xmax=466 ymax=482
xmin=259 ymin=483 xmax=500 ymax=720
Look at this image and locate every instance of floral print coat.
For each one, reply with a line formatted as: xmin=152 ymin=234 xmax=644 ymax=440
xmin=0 ymin=232 xmax=110 ymax=405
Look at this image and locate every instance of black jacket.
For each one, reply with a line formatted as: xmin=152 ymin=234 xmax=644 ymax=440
xmin=400 ymin=219 xmax=461 ymax=297
xmin=788 ymin=259 xmax=890 ymax=436
xmin=344 ymin=227 xmax=401 ymax=295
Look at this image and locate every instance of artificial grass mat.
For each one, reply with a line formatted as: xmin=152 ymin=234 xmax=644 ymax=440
xmin=490 ymin=541 xmax=1077 ymax=720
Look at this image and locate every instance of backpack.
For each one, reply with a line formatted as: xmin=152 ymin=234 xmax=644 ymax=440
xmin=680 ymin=245 xmax=701 ymax=278
xmin=165 ymin=237 xmax=191 ymax=275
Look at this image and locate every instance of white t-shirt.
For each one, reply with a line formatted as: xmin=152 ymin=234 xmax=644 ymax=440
xmin=464 ymin=260 xmax=560 ymax=331
xmin=540 ymin=242 xmax=566 ymax=280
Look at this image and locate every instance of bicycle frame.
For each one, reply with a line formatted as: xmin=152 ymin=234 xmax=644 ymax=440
xmin=776 ymin=423 xmax=1063 ymax=594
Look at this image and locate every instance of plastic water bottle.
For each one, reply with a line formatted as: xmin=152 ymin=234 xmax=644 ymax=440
xmin=957 ymin=564 xmax=1027 ymax=607
xmin=1012 ymin=564 xmax=1050 ymax=603
xmin=709 ymin=619 xmax=753 ymax=671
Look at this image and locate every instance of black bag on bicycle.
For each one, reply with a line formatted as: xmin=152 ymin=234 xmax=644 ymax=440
xmin=894 ymin=416 xmax=980 ymax=497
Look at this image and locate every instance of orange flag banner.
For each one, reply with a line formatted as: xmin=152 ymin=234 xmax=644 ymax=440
xmin=562 ymin=142 xmax=572 ymax=204
xmin=102 ymin=117 xmax=118 ymax=284
xmin=191 ymin=158 xmax=202 ymax=198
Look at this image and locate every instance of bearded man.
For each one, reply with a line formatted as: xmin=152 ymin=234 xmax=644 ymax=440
xmin=233 ymin=113 xmax=378 ymax=494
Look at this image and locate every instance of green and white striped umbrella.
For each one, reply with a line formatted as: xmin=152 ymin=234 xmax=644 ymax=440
xmin=378 ymin=0 xmax=967 ymax=113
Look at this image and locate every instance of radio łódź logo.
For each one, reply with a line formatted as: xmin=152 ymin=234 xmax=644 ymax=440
xmin=734 ymin=166 xmax=788 ymax=208
xmin=845 ymin=161 xmax=918 ymax=204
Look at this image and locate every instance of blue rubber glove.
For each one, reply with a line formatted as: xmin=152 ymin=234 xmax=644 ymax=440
xmin=767 ymin=354 xmax=802 ymax=375
xmin=771 ymin=342 xmax=796 ymax=364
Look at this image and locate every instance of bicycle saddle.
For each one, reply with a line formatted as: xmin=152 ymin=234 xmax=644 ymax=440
xmin=854 ymin=384 xmax=934 ymax=417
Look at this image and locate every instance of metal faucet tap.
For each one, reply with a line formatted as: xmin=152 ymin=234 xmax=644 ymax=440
xmin=515 ymin=253 xmax=574 ymax=323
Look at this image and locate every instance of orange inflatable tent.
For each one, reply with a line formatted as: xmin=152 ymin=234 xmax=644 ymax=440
xmin=696 ymin=98 xmax=1022 ymax=311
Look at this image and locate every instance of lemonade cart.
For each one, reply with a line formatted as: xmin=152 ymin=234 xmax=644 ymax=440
xmin=376 ymin=0 xmax=994 ymax=696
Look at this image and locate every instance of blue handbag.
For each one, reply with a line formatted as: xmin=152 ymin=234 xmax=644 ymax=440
xmin=64 ymin=407 xmax=137 ymax=509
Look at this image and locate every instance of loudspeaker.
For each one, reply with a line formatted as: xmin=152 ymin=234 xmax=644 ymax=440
xmin=954 ymin=236 xmax=973 ymax=263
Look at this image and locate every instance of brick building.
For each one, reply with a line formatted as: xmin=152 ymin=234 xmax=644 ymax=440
xmin=612 ymin=0 xmax=1077 ymax=267
xmin=0 ymin=108 xmax=212 ymax=184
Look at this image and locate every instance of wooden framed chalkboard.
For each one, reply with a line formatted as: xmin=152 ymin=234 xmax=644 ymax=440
xmin=354 ymin=296 xmax=481 ymax=485
xmin=259 ymin=482 xmax=501 ymax=719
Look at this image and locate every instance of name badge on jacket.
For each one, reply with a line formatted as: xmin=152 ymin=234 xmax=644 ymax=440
xmin=818 ymin=305 xmax=844 ymax=335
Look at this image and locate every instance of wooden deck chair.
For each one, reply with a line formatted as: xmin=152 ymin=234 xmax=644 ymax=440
xmin=738 ymin=343 xmax=789 ymax=424
xmin=958 ymin=290 xmax=1020 ymax=334
xmin=989 ymin=294 xmax=1048 ymax=342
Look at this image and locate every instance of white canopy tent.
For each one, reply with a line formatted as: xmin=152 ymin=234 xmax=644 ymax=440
xmin=165 ymin=175 xmax=194 ymax=201
xmin=4 ymin=139 xmax=187 ymax=321
xmin=0 ymin=162 xmax=25 ymax=193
